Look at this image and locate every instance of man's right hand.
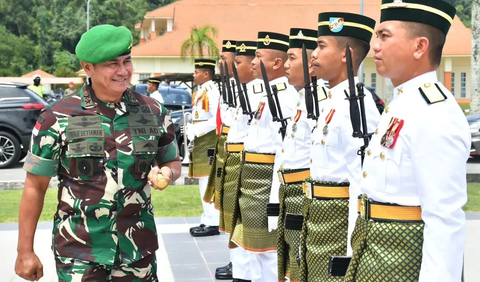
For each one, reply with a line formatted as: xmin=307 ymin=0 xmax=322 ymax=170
xmin=15 ymin=251 xmax=43 ymax=281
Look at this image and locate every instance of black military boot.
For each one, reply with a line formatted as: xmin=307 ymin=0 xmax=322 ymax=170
xmin=215 ymin=262 xmax=233 ymax=280
xmin=191 ymin=225 xmax=220 ymax=237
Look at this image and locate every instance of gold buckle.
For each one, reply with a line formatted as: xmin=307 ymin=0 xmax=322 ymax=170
xmin=360 ymin=194 xmax=369 ymax=220
xmin=277 ymin=171 xmax=285 ymax=185
xmin=305 ymin=182 xmax=313 ymax=199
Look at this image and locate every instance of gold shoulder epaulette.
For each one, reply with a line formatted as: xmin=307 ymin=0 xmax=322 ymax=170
xmin=317 ymin=86 xmax=328 ymax=101
xmin=253 ymin=83 xmax=264 ymax=94
xmin=419 ymin=83 xmax=447 ymax=104
xmin=276 ymin=82 xmax=287 ymax=91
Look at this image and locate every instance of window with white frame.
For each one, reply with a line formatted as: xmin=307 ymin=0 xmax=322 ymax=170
xmin=460 ymin=72 xmax=466 ymax=98
xmin=371 ymin=73 xmax=377 ymax=89
xmin=451 ymin=72 xmax=455 ymax=96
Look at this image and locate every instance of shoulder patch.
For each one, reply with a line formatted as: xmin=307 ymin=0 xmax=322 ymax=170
xmin=253 ymin=83 xmax=264 ymax=94
xmin=317 ymin=86 xmax=328 ymax=102
xmin=419 ymin=83 xmax=447 ymax=104
xmin=276 ymin=82 xmax=287 ymax=91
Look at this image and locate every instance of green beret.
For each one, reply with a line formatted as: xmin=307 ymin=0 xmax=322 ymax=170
xmin=222 ymin=40 xmax=237 ymax=53
xmin=76 ymin=25 xmax=133 ymax=63
xmin=257 ymin=31 xmax=290 ymax=52
xmin=380 ymin=0 xmax=456 ymax=35
xmin=289 ymin=28 xmax=317 ymax=50
xmin=318 ymin=12 xmax=376 ymax=43
xmin=235 ymin=41 xmax=257 ymax=56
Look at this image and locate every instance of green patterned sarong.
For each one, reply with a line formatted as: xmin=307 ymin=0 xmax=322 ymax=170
xmin=204 ymin=131 xmax=228 ymax=206
xmin=299 ymin=178 xmax=350 ymax=282
xmin=220 ymin=150 xmax=242 ymax=233
xmin=188 ymin=130 xmax=217 ymax=178
xmin=230 ymin=152 xmax=277 ymax=252
xmin=344 ymin=216 xmax=424 ymax=282
xmin=277 ymin=181 xmax=304 ymax=282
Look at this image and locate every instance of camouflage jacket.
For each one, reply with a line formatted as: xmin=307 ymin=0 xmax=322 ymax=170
xmin=23 ymin=85 xmax=178 ymax=265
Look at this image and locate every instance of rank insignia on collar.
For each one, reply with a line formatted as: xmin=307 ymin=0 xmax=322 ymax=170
xmin=419 ymin=83 xmax=447 ymax=104
xmin=276 ymin=82 xmax=287 ymax=91
xmin=318 ymin=86 xmax=328 ymax=101
xmin=253 ymin=83 xmax=264 ymax=94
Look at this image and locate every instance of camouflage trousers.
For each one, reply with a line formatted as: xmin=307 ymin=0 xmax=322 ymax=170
xmin=344 ymin=216 xmax=424 ymax=282
xmin=55 ymin=253 xmax=157 ymax=282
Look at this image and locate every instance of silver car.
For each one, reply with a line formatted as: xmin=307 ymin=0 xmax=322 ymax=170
xmin=467 ymin=113 xmax=480 ymax=157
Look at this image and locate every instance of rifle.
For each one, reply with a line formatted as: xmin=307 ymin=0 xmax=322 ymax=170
xmin=302 ymin=44 xmax=315 ymax=120
xmin=312 ymin=76 xmax=320 ymax=120
xmin=242 ymin=82 xmax=254 ymax=124
xmin=231 ymin=62 xmax=253 ymax=121
xmin=259 ymin=59 xmax=287 ymax=140
xmin=223 ymin=62 xmax=236 ymax=108
xmin=219 ymin=62 xmax=228 ymax=105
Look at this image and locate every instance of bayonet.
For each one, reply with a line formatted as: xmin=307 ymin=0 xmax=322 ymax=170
xmin=224 ymin=62 xmax=236 ymax=108
xmin=232 ymin=62 xmax=253 ymax=121
xmin=312 ymin=76 xmax=320 ymax=120
xmin=302 ymin=44 xmax=315 ymax=119
xmin=219 ymin=63 xmax=228 ymax=105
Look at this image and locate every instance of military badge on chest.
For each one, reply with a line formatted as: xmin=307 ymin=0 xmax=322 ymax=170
xmin=291 ymin=109 xmax=301 ymax=132
xmin=381 ymin=117 xmax=404 ymax=149
xmin=323 ymin=109 xmax=335 ymax=135
xmin=254 ymin=102 xmax=266 ymax=120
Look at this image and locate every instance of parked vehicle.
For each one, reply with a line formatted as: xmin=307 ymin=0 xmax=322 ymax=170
xmin=0 ymin=82 xmax=47 ymax=168
xmin=467 ymin=113 xmax=480 ymax=157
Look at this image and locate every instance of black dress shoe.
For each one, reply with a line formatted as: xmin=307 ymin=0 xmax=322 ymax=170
xmin=232 ymin=279 xmax=251 ymax=282
xmin=189 ymin=224 xmax=205 ymax=234
xmin=191 ymin=225 xmax=220 ymax=237
xmin=215 ymin=262 xmax=232 ymax=280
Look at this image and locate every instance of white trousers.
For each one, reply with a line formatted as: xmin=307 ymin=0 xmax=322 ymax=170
xmin=231 ymin=247 xmax=252 ymax=280
xmin=198 ymin=177 xmax=219 ymax=226
xmin=249 ymin=250 xmax=278 ymax=282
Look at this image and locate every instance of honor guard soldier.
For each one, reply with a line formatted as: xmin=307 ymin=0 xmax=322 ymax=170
xmin=148 ymin=78 xmax=164 ymax=103
xmin=230 ymin=31 xmax=297 ymax=282
xmin=270 ymin=27 xmax=320 ymax=282
xmin=299 ymin=12 xmax=380 ymax=281
xmin=15 ymin=24 xmax=181 ymax=281
xmin=187 ymin=59 xmax=221 ymax=237
xmin=217 ymin=40 xmax=263 ymax=282
xmin=204 ymin=40 xmax=237 ymax=210
xmin=209 ymin=38 xmax=238 ymax=281
xmin=344 ymin=1 xmax=470 ymax=281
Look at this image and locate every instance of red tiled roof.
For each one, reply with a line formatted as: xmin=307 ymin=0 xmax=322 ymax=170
xmin=132 ymin=0 xmax=471 ymax=57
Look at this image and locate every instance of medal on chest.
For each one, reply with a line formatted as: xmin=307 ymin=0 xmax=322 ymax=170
xmin=323 ymin=109 xmax=335 ymax=135
xmin=254 ymin=102 xmax=266 ymax=120
xmin=381 ymin=117 xmax=404 ymax=149
xmin=291 ymin=109 xmax=301 ymax=132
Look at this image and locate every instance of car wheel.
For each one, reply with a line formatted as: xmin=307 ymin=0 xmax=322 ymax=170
xmin=0 ymin=131 xmax=21 ymax=169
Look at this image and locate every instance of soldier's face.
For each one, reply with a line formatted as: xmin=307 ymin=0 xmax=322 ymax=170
xmin=373 ymin=21 xmax=414 ymax=86
xmin=285 ymin=48 xmax=310 ymax=88
xmin=219 ymin=52 xmax=235 ymax=76
xmin=252 ymin=49 xmax=274 ymax=80
xmin=83 ymin=54 xmax=133 ymax=96
xmin=193 ymin=69 xmax=208 ymax=85
xmin=235 ymin=55 xmax=254 ymax=83
xmin=312 ymin=36 xmax=344 ymax=83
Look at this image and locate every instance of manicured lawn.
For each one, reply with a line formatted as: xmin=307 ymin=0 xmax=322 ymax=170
xmin=458 ymin=102 xmax=470 ymax=114
xmin=1 ymin=184 xmax=479 ymax=223
xmin=0 ymin=185 xmax=202 ymax=223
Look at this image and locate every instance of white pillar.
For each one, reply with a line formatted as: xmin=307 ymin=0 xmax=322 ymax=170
xmin=167 ymin=19 xmax=173 ymax=32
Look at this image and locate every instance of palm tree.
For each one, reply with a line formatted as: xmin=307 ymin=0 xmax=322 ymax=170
xmin=471 ymin=0 xmax=480 ymax=113
xmin=180 ymin=25 xmax=219 ymax=60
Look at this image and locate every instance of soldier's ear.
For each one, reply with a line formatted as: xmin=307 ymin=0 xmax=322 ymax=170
xmin=272 ymin=58 xmax=283 ymax=70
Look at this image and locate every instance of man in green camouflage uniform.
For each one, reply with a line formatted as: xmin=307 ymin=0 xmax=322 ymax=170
xmin=14 ymin=24 xmax=181 ymax=282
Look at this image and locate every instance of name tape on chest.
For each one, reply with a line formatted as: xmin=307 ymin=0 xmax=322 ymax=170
xmin=418 ymin=83 xmax=447 ymax=104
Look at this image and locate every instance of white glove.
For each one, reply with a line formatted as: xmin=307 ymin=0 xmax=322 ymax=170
xmin=185 ymin=124 xmax=196 ymax=141
xmin=268 ymin=215 xmax=279 ymax=232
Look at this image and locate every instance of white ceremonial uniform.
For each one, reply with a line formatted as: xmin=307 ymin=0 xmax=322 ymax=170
xmin=309 ymin=77 xmax=380 ymax=254
xmin=267 ymin=86 xmax=318 ymax=231
xmin=227 ymin=79 xmax=263 ymax=281
xmin=150 ymin=90 xmax=164 ymax=104
xmin=359 ymin=71 xmax=470 ymax=281
xmin=243 ymin=76 xmax=297 ymax=282
xmin=191 ymin=79 xmax=221 ymax=226
xmin=220 ymin=78 xmax=239 ymax=127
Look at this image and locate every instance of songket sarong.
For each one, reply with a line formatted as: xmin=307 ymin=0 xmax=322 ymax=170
xmin=230 ymin=151 xmax=277 ymax=252
xmin=219 ymin=143 xmax=243 ymax=233
xmin=204 ymin=125 xmax=229 ymax=205
xmin=277 ymin=168 xmax=310 ymax=282
xmin=188 ymin=129 xmax=217 ymax=178
xmin=344 ymin=195 xmax=424 ymax=282
xmin=299 ymin=178 xmax=350 ymax=282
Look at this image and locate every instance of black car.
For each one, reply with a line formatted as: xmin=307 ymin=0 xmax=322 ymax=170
xmin=467 ymin=113 xmax=480 ymax=157
xmin=0 ymin=82 xmax=47 ymax=168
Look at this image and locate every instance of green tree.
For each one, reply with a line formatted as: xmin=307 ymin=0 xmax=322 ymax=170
xmin=0 ymin=26 xmax=35 ymax=76
xmin=472 ymin=0 xmax=480 ymax=113
xmin=180 ymin=25 xmax=219 ymax=60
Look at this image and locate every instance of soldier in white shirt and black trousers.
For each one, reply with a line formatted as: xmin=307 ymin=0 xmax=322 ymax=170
xmin=344 ymin=1 xmax=470 ymax=281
